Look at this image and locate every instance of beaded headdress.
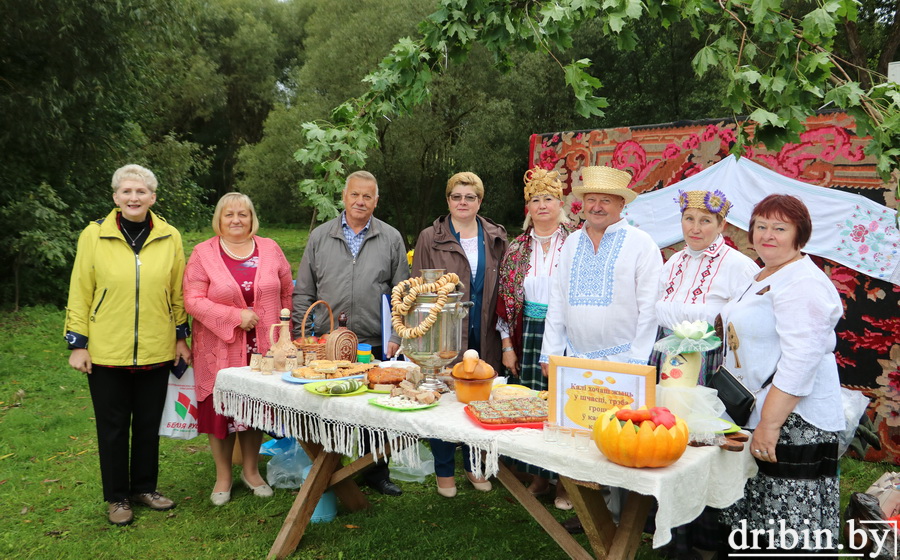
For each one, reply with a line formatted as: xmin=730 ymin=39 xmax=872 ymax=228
xmin=676 ymin=189 xmax=731 ymax=217
xmin=523 ymin=167 xmax=564 ymax=202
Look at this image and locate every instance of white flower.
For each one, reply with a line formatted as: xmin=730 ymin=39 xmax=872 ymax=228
xmin=672 ymin=320 xmax=714 ymax=340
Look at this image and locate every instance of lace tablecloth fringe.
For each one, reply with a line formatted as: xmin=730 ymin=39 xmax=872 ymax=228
xmin=216 ymin=389 xmax=499 ymax=477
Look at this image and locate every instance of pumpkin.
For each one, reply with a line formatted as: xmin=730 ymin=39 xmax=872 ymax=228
xmin=451 ymin=349 xmax=495 ymax=380
xmin=593 ymin=406 xmax=689 ymax=468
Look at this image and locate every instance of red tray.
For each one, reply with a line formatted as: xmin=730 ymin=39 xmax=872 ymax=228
xmin=463 ymin=405 xmax=544 ymax=430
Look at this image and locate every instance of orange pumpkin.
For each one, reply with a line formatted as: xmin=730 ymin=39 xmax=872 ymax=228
xmin=593 ymin=406 xmax=689 ymax=468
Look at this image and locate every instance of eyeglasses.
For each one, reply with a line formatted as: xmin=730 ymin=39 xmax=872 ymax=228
xmin=449 ymin=194 xmax=479 ymax=202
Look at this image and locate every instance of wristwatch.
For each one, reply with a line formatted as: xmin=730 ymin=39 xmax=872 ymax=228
xmin=501 ymin=346 xmax=514 ymax=353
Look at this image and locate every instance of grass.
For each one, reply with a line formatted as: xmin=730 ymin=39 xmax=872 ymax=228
xmin=0 ymin=228 xmax=894 ymax=559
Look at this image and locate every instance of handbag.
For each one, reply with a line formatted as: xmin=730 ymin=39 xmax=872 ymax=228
xmin=707 ymin=365 xmax=774 ymax=427
xmin=158 ymin=366 xmax=199 ymax=440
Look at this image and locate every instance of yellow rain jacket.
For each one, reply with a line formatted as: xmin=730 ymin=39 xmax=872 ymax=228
xmin=65 ymin=209 xmax=189 ymax=366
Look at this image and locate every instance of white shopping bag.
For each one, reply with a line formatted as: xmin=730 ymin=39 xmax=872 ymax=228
xmin=158 ymin=367 xmax=199 ymax=440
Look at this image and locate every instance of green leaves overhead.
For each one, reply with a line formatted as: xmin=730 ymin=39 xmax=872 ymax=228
xmin=293 ymin=0 xmax=900 ymax=213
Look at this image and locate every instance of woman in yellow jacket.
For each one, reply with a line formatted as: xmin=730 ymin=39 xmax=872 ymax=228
xmin=65 ymin=164 xmax=191 ymax=526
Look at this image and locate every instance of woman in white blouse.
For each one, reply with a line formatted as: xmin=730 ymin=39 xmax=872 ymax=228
xmin=495 ymin=167 xmax=575 ymax=508
xmin=653 ymin=189 xmax=759 ymax=383
xmin=718 ymin=194 xmax=843 ymax=555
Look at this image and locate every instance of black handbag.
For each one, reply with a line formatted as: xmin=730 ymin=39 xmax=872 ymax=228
xmin=707 ymin=365 xmax=774 ymax=427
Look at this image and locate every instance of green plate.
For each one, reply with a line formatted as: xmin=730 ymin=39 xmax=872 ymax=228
xmin=713 ymin=417 xmax=741 ymax=434
xmin=368 ymin=397 xmax=438 ymax=411
xmin=304 ymin=380 xmax=368 ymax=397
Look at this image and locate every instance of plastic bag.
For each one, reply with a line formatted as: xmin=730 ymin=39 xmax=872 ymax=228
xmin=265 ymin=438 xmax=312 ymax=489
xmin=260 ymin=437 xmax=295 ymax=456
xmin=839 ymin=387 xmax=871 ymax=457
xmin=159 ymin=367 xmax=199 ymax=440
xmin=389 ymin=441 xmax=434 ymax=483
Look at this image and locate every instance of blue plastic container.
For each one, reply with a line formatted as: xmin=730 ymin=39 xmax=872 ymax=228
xmin=301 ymin=465 xmax=337 ymax=523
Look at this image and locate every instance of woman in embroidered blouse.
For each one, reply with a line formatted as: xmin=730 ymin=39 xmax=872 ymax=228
xmin=412 ymin=171 xmax=508 ymax=498
xmin=184 ymin=193 xmax=293 ymax=506
xmin=652 ymin=190 xmax=759 ymax=384
xmin=649 ymin=189 xmax=758 ymax=557
xmin=495 ymin=167 xmax=575 ymax=507
xmin=718 ymin=194 xmax=843 ymax=555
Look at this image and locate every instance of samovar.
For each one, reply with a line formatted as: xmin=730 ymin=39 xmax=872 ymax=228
xmin=393 ymin=269 xmax=472 ymax=391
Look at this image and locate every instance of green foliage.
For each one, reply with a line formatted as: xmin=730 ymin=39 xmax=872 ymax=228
xmin=288 ymin=0 xmax=900 ymax=219
xmin=0 ymin=184 xmax=76 ymax=310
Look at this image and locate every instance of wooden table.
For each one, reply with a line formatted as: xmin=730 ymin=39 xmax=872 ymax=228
xmin=213 ymin=368 xmax=755 ymax=559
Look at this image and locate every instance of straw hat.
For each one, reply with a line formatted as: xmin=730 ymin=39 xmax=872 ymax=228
xmin=572 ymin=166 xmax=636 ymax=204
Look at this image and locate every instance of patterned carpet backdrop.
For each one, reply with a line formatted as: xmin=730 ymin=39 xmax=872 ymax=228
xmin=529 ymin=112 xmax=900 ymax=463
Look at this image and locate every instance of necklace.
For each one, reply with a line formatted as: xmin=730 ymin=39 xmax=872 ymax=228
xmin=122 ymin=226 xmax=147 ymax=247
xmin=220 ymin=238 xmax=255 ymax=260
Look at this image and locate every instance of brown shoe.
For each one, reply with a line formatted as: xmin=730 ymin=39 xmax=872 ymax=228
xmin=131 ymin=491 xmax=175 ymax=511
xmin=108 ymin=500 xmax=133 ymax=526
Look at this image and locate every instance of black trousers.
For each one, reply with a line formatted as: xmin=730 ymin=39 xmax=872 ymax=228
xmin=87 ymin=364 xmax=169 ymax=502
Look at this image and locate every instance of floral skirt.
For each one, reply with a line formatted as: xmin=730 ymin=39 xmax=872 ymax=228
xmin=720 ymin=413 xmax=840 ymax=552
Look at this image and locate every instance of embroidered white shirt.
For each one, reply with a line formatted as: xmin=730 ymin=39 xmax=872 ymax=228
xmin=656 ymin=235 xmax=759 ymax=329
xmin=540 ymin=220 xmax=662 ymax=365
xmin=719 ymin=256 xmax=844 ymax=431
xmin=496 ymin=229 xmax=564 ymax=338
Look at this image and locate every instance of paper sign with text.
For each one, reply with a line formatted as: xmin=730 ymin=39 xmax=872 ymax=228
xmin=548 ymin=356 xmax=656 ymax=431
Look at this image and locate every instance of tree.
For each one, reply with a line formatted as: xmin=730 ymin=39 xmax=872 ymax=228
xmin=293 ymin=0 xmax=900 ymax=224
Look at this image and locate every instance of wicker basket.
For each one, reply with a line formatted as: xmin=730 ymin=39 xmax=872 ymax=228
xmin=297 ymin=300 xmax=334 ymax=361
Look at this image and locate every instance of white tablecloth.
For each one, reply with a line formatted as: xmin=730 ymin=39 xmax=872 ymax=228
xmin=213 ymin=367 xmax=757 ymax=548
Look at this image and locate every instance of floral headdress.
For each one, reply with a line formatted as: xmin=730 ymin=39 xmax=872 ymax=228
xmin=676 ymin=190 xmax=731 ymax=218
xmin=523 ymin=167 xmax=564 ymax=202
xmin=653 ymin=320 xmax=722 ymax=355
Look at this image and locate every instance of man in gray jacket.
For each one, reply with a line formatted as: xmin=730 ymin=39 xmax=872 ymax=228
xmin=292 ymin=170 xmax=409 ymax=495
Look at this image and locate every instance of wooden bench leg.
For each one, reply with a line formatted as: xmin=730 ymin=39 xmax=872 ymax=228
xmin=606 ymin=491 xmax=653 ymax=560
xmin=561 ymin=477 xmax=616 ymax=558
xmin=267 ymin=450 xmax=342 ymax=560
xmin=497 ymin=462 xmax=593 ymax=560
xmin=298 ymin=439 xmax=371 ymax=512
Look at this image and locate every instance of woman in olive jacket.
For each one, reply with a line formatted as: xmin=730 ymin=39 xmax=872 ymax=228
xmin=411 ymin=172 xmax=507 ymax=498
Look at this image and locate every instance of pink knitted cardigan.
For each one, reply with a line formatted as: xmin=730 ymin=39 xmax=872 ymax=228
xmin=184 ymin=236 xmax=294 ymax=402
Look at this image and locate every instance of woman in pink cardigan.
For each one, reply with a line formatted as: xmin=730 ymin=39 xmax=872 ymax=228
xmin=184 ymin=193 xmax=293 ymax=505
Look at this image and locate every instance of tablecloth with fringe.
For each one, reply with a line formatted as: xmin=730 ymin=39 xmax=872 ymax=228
xmin=213 ymin=366 xmax=757 ymax=548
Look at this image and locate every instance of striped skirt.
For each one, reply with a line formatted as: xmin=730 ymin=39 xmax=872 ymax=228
xmin=512 ymin=313 xmax=553 ymax=478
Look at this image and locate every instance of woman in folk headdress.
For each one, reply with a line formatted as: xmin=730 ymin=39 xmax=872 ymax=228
xmin=495 ymin=167 xmax=576 ymax=508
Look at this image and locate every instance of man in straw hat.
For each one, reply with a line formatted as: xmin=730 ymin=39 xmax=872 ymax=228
xmin=539 ymin=165 xmax=662 ymax=529
xmin=539 ymin=165 xmax=662 ymax=369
